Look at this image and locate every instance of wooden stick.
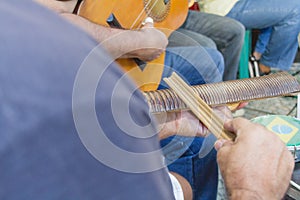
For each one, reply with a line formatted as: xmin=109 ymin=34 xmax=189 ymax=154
xmin=163 ymin=72 xmax=235 ymax=140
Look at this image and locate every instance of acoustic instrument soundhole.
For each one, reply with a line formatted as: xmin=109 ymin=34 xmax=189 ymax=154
xmin=143 ymin=0 xmax=171 ymax=22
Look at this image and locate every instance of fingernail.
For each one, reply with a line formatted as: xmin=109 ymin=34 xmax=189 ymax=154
xmin=142 ymin=17 xmax=154 ymax=26
xmin=214 ymin=140 xmax=224 ymax=151
xmin=144 ymin=17 xmax=154 ymax=24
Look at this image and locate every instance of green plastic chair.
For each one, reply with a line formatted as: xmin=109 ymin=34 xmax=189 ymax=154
xmin=239 ymin=30 xmax=252 ymax=79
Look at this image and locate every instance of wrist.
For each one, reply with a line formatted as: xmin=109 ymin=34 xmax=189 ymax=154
xmin=229 ymin=189 xmax=262 ymax=200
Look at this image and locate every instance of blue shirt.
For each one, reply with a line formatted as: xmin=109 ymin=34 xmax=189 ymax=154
xmin=0 ymin=0 xmax=175 ymax=199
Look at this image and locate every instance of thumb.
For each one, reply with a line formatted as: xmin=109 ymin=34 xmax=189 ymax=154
xmin=214 ymin=139 xmax=228 ymax=151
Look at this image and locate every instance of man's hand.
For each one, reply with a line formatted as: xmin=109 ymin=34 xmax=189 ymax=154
xmin=124 ymin=21 xmax=168 ymax=61
xmin=155 ymin=106 xmax=232 ymax=139
xmin=215 ymin=118 xmax=294 ymax=200
xmin=34 ymin=1 xmax=168 ymax=61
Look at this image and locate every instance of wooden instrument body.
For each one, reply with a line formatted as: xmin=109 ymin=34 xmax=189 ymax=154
xmin=78 ymin=0 xmax=189 ymax=91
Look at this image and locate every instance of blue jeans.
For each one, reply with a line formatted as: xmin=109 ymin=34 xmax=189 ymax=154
xmin=161 ymin=136 xmax=218 ymax=200
xmin=254 ymin=27 xmax=272 ymax=54
xmin=160 ymin=46 xmax=224 ymax=89
xmin=160 ymin=46 xmax=224 ymax=200
xmin=226 ymin=0 xmax=300 ymax=70
xmin=168 ymin=10 xmax=245 ymax=81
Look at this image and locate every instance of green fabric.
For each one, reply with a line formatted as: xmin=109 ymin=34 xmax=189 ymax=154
xmin=239 ymin=30 xmax=251 ymax=79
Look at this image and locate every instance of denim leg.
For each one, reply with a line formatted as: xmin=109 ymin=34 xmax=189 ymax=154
xmin=159 ymin=46 xmax=224 ymax=89
xmin=227 ymin=0 xmax=300 ymax=70
xmin=180 ymin=10 xmax=245 ymax=80
xmin=161 ymin=136 xmax=218 ymax=200
xmin=254 ymin=27 xmax=272 ymax=54
xmin=192 ymin=146 xmax=218 ymax=200
xmin=168 ymin=28 xmax=217 ymax=49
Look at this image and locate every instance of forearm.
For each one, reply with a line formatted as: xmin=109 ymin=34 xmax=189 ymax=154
xmin=61 ymin=13 xmax=144 ymax=58
xmin=35 ymin=0 xmax=145 ymax=58
xmin=34 ymin=0 xmax=77 ymax=13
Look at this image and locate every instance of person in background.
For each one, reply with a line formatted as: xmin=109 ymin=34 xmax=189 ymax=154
xmin=168 ymin=9 xmax=245 ymax=81
xmin=204 ymin=0 xmax=300 ymax=75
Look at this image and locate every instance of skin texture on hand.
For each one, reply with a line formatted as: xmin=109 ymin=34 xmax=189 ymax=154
xmin=120 ymin=22 xmax=168 ymax=61
xmin=35 ymin=0 xmax=168 ymax=61
xmin=155 ymin=106 xmax=232 ymax=139
xmin=215 ymin=118 xmax=295 ymax=200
